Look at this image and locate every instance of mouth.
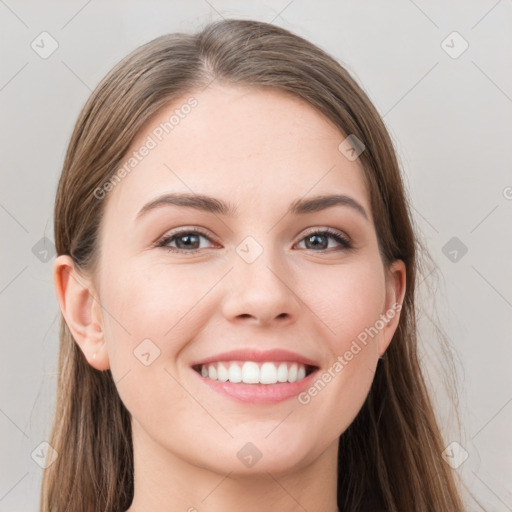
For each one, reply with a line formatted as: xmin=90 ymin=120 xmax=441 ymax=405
xmin=189 ymin=348 xmax=321 ymax=404
xmin=191 ymin=360 xmax=318 ymax=385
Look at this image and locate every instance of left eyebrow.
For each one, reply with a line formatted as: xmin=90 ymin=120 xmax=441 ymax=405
xmin=289 ymin=194 xmax=368 ymax=220
xmin=135 ymin=192 xmax=369 ymax=221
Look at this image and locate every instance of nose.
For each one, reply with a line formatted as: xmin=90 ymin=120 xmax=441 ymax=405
xmin=220 ymin=246 xmax=301 ymax=327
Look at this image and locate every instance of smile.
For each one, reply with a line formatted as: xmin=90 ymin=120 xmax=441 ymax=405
xmin=190 ymin=348 xmax=320 ymax=404
xmin=193 ymin=361 xmax=316 ymax=384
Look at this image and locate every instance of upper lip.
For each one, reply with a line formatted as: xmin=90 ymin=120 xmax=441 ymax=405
xmin=190 ymin=349 xmax=320 ymax=368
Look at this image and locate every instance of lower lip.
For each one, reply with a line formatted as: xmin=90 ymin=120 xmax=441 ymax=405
xmin=191 ymin=367 xmax=319 ymax=404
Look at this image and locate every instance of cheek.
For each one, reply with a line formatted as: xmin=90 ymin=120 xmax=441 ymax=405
xmin=294 ymin=260 xmax=385 ymax=431
xmin=102 ymin=256 xmax=213 ymax=327
xmin=97 ymin=263 xmax=195 ymax=429
xmin=98 ymin=258 xmax=213 ymax=380
xmin=301 ymin=258 xmax=386 ymax=350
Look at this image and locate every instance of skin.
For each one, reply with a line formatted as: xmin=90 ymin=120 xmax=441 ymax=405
xmin=54 ymin=84 xmax=406 ymax=512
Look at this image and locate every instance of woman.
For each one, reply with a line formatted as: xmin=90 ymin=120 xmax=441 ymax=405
xmin=43 ymin=18 xmax=465 ymax=512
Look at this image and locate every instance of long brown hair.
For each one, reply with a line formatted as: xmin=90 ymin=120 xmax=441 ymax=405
xmin=44 ymin=19 xmax=465 ymax=511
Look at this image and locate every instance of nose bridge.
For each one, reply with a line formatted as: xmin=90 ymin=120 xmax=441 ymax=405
xmin=221 ymin=233 xmax=300 ymax=324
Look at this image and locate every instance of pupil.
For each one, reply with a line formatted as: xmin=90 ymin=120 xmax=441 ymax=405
xmin=177 ymin=234 xmax=199 ymax=249
xmin=307 ymin=234 xmax=327 ymax=250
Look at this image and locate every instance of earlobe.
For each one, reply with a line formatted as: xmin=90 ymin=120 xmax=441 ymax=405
xmin=378 ymin=259 xmax=406 ymax=357
xmin=53 ymin=255 xmax=110 ymax=370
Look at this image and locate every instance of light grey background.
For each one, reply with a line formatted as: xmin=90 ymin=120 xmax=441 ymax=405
xmin=1 ymin=1 xmax=511 ymax=510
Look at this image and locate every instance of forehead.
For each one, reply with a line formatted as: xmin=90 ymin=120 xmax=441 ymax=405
xmin=103 ymin=84 xmax=371 ymax=224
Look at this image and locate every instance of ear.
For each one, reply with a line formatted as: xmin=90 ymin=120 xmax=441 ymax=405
xmin=53 ymin=255 xmax=110 ymax=370
xmin=378 ymin=259 xmax=406 ymax=357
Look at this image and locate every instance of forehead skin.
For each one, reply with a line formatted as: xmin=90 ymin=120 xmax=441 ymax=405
xmin=99 ymin=83 xmax=375 ymax=257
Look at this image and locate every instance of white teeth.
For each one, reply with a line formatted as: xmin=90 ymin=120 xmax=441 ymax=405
xmin=277 ymin=362 xmax=288 ymax=382
xmin=228 ymin=363 xmax=242 ymax=383
xmin=217 ymin=362 xmax=229 ymax=382
xmin=242 ymin=362 xmax=259 ymax=384
xmin=287 ymin=363 xmax=298 ymax=383
xmin=260 ymin=362 xmax=277 ymax=384
xmin=198 ymin=361 xmax=312 ymax=385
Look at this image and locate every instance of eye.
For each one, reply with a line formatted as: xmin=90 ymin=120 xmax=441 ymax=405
xmin=156 ymin=228 xmax=217 ymax=253
xmin=155 ymin=227 xmax=353 ymax=254
xmin=295 ymin=228 xmax=352 ymax=252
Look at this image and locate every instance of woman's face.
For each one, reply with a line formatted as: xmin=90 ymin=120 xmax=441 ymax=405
xmin=78 ymin=84 xmax=404 ymax=475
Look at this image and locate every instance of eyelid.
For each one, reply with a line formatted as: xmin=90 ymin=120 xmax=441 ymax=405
xmin=300 ymin=226 xmax=350 ymax=241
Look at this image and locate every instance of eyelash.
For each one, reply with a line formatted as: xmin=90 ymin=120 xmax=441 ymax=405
xmin=155 ymin=227 xmax=353 ymax=254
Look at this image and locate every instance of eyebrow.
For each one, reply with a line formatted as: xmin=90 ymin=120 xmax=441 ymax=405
xmin=135 ymin=192 xmax=369 ymax=221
